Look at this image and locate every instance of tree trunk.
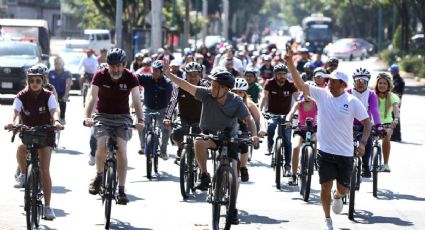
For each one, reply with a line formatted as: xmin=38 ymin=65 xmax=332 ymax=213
xmin=400 ymin=0 xmax=409 ymax=53
xmin=348 ymin=0 xmax=361 ymax=37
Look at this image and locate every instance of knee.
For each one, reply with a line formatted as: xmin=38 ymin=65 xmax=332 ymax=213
xmin=17 ymin=145 xmax=26 ymax=155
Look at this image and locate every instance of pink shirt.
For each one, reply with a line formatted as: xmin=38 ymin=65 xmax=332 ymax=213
xmin=298 ymin=100 xmax=318 ymax=127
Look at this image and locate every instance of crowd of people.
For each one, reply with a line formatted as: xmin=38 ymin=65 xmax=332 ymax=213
xmin=5 ymin=40 xmax=405 ymax=229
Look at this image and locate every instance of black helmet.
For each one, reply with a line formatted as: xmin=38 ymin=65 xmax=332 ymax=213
xmin=151 ymin=60 xmax=163 ymax=72
xmin=27 ymin=63 xmax=49 ymax=76
xmin=303 ymin=62 xmax=313 ymax=71
xmin=244 ymin=67 xmax=258 ymax=77
xmin=107 ymin=48 xmax=127 ymax=65
xmin=273 ymin=64 xmax=288 ymax=73
xmin=327 ymin=57 xmax=339 ymax=66
xmin=208 ymin=68 xmax=235 ymax=89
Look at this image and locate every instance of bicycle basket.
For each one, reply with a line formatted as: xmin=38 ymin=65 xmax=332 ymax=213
xmin=22 ymin=130 xmax=48 ymax=147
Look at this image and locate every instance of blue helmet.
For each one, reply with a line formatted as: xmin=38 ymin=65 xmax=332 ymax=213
xmin=389 ymin=64 xmax=399 ymax=73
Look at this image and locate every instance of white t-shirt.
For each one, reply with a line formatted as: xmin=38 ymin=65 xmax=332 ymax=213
xmin=309 ymin=86 xmax=368 ymax=157
xmin=79 ymin=56 xmax=98 ymax=74
xmin=13 ymin=94 xmax=58 ymax=112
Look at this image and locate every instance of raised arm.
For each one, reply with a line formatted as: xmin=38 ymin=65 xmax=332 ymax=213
xmin=163 ymin=59 xmax=198 ymax=96
xmin=284 ymin=48 xmax=309 ymax=96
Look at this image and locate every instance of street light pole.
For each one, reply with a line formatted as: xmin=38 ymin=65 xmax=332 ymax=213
xmin=151 ymin=0 xmax=163 ymax=52
xmin=115 ymin=0 xmax=123 ymax=48
xmin=223 ymin=0 xmax=229 ymax=40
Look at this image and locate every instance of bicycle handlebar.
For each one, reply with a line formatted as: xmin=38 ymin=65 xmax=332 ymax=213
xmin=5 ymin=124 xmax=63 ymax=143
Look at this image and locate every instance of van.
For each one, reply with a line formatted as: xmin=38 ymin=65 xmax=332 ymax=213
xmin=65 ymin=29 xmax=112 ymax=54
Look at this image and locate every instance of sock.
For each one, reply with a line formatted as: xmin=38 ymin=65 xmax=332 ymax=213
xmin=118 ymin=186 xmax=125 ymax=193
xmin=96 ymin=172 xmax=103 ymax=178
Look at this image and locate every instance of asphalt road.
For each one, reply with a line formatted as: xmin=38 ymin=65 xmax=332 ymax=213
xmin=0 ymin=57 xmax=424 ymax=230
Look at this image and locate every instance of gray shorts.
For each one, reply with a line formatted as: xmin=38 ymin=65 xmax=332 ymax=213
xmin=93 ymin=113 xmax=133 ymax=141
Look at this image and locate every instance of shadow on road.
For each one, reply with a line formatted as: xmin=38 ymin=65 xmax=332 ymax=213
xmin=398 ymin=140 xmax=423 ymax=146
xmin=291 ymin=188 xmax=322 ymax=205
xmin=99 ymin=219 xmax=153 ymax=230
xmin=404 ymin=84 xmax=425 ymax=96
xmin=127 ymin=193 xmax=144 ymax=202
xmin=239 ymin=209 xmax=288 ymax=225
xmin=180 ymin=192 xmax=208 ymax=203
xmin=249 ymin=159 xmax=271 ymax=168
xmin=52 ymin=208 xmax=70 ymax=218
xmin=54 ymin=149 xmax=83 ymax=155
xmin=348 ymin=209 xmax=414 ymax=226
xmin=376 ymin=189 xmax=425 ymax=201
xmin=52 ymin=186 xmax=71 ymax=194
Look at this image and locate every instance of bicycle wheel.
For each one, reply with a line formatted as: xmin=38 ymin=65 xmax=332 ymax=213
xmin=25 ymin=164 xmax=36 ymax=230
xmin=372 ymin=146 xmax=380 ymax=197
xmin=274 ymin=138 xmax=283 ymax=189
xmin=348 ymin=163 xmax=357 ymax=220
xmin=299 ymin=147 xmax=307 ymax=196
xmin=179 ymin=149 xmax=190 ymax=199
xmin=302 ymin=146 xmax=314 ymax=202
xmin=145 ymin=134 xmax=153 ymax=179
xmin=248 ymin=145 xmax=253 ymax=162
xmin=212 ymin=165 xmax=236 ymax=230
xmin=82 ymin=84 xmax=88 ymax=107
xmin=104 ymin=163 xmax=116 ymax=229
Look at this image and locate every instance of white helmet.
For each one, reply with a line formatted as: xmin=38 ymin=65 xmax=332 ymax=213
xmin=234 ymin=78 xmax=249 ymax=91
xmin=352 ymin=67 xmax=371 ymax=80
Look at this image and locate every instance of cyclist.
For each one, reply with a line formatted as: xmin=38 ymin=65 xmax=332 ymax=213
xmin=163 ymin=63 xmax=259 ymax=224
xmin=244 ymin=67 xmax=263 ymax=104
xmin=313 ymin=67 xmax=328 ymax=88
xmin=285 ymin=50 xmax=371 ymax=230
xmin=48 ymin=56 xmax=72 ymax=124
xmin=325 ymin=57 xmax=339 ymax=74
xmin=84 ymin=48 xmax=144 ymax=204
xmin=260 ymin=64 xmax=298 ymax=176
xmin=232 ymin=78 xmax=267 ymax=182
xmin=347 ymin=68 xmax=383 ymax=178
xmin=285 ymin=81 xmax=318 ymax=186
xmin=78 ymin=49 xmax=98 ymax=90
xmin=97 ymin=48 xmax=108 ymax=65
xmin=136 ymin=57 xmax=153 ymax=75
xmin=258 ymin=55 xmax=273 ymax=85
xmin=5 ymin=64 xmax=64 ymax=220
xmin=374 ymin=73 xmax=400 ymax=172
xmin=388 ymin=64 xmax=405 ymax=142
xmin=170 ymin=59 xmax=184 ymax=79
xmin=130 ymin=52 xmax=144 ymax=73
xmin=301 ymin=62 xmax=314 ymax=81
xmin=295 ymin=48 xmax=310 ymax=73
xmin=137 ymin=60 xmax=173 ymax=160
xmin=164 ymin=62 xmax=209 ymax=161
xmin=310 ymin=52 xmax=324 ymax=69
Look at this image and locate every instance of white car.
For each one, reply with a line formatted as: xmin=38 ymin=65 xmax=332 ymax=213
xmin=325 ymin=38 xmax=369 ymax=61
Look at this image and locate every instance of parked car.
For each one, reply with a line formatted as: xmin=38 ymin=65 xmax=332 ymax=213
xmin=0 ymin=41 xmax=48 ymax=94
xmin=325 ymin=38 xmax=369 ymax=61
xmin=50 ymin=49 xmax=86 ymax=90
xmin=412 ymin=34 xmax=425 ymax=49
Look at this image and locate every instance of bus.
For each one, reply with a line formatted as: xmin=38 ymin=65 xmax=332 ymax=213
xmin=301 ymin=14 xmax=332 ymax=53
xmin=0 ymin=18 xmax=50 ymax=55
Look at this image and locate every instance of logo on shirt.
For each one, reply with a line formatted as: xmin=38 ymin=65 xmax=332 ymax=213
xmin=283 ymin=91 xmax=290 ymax=96
xmin=39 ymin=106 xmax=47 ymax=114
xmin=119 ymin=84 xmax=128 ymax=90
xmin=339 ymin=103 xmax=349 ymax=114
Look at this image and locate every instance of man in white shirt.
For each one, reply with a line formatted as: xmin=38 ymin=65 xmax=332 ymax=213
xmin=285 ymin=50 xmax=371 ymax=230
xmin=78 ymin=49 xmax=98 ymax=89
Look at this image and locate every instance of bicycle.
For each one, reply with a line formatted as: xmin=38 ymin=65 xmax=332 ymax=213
xmin=144 ymin=112 xmax=162 ymax=180
xmin=292 ymin=117 xmax=317 ymax=202
xmin=7 ymin=124 xmax=61 ymax=230
xmin=347 ymin=126 xmax=363 ymax=220
xmin=86 ymin=122 xmax=135 ymax=229
xmin=202 ymin=130 xmax=251 ymax=230
xmin=371 ymin=125 xmax=386 ymax=197
xmin=263 ymin=113 xmax=288 ymax=190
xmin=82 ymin=72 xmax=93 ymax=108
xmin=172 ymin=122 xmax=202 ymax=200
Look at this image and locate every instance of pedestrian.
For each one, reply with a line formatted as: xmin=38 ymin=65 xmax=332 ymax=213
xmin=48 ymin=56 xmax=72 ymax=124
xmin=285 ymin=48 xmax=371 ymax=230
xmin=388 ymin=64 xmax=405 ymax=142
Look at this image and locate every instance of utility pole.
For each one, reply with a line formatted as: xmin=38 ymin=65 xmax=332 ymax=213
xmin=184 ymin=0 xmax=190 ymax=48
xmin=151 ymin=0 xmax=163 ymax=52
xmin=201 ymin=0 xmax=208 ymax=43
xmin=115 ymin=0 xmax=123 ymax=48
xmin=223 ymin=0 xmax=229 ymax=40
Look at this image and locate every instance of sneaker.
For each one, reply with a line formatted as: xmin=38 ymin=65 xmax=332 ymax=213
xmin=44 ymin=207 xmax=56 ymax=220
xmin=59 ymin=118 xmax=66 ymax=125
xmin=288 ymin=175 xmax=297 ymax=186
xmin=138 ymin=149 xmax=144 ymax=155
xmin=361 ymin=165 xmax=371 ymax=178
xmin=88 ymin=155 xmax=95 ymax=166
xmin=382 ymin=164 xmax=391 ymax=172
xmin=194 ymin=173 xmax=211 ymax=191
xmin=230 ymin=208 xmax=240 ymax=225
xmin=284 ymin=165 xmax=291 ymax=177
xmin=331 ymin=190 xmax=343 ymax=214
xmin=266 ymin=145 xmax=273 ymax=155
xmin=14 ymin=174 xmax=25 ymax=188
xmin=322 ymin=218 xmax=333 ymax=230
xmin=14 ymin=166 xmax=20 ymax=179
xmin=240 ymin=167 xmax=249 ymax=182
xmin=117 ymin=192 xmax=129 ymax=205
xmin=160 ymin=152 xmax=169 ymax=160
xmin=88 ymin=176 xmax=102 ymax=195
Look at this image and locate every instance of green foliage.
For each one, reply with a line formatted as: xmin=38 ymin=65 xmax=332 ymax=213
xmin=399 ymin=54 xmax=424 ymax=74
xmin=379 ymin=48 xmax=401 ymax=65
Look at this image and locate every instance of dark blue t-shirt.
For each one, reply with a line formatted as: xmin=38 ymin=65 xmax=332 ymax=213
xmin=138 ymin=74 xmax=173 ymax=110
xmin=48 ymin=69 xmax=72 ymax=96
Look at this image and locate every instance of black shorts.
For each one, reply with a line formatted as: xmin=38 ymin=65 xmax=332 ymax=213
xmin=172 ymin=120 xmax=201 ymax=143
xmin=317 ymin=150 xmax=353 ymax=188
xmin=209 ymin=139 xmax=240 ymax=160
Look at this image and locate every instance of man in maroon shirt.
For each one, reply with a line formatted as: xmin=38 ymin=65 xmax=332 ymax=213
xmin=260 ymin=64 xmax=298 ymax=176
xmin=84 ymin=48 xmax=144 ymax=205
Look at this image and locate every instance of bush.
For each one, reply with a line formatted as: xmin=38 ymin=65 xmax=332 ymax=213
xmin=379 ymin=49 xmax=401 ymax=65
xmin=400 ymin=55 xmax=424 ymax=74
xmin=419 ymin=65 xmax=425 ymax=78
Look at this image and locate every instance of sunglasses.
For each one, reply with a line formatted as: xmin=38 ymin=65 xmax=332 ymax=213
xmin=354 ymin=77 xmax=369 ymax=84
xmin=232 ymin=90 xmax=245 ymax=94
xmin=28 ymin=78 xmax=43 ymax=84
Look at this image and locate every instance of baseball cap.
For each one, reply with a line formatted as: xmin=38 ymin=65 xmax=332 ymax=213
xmin=329 ymin=71 xmax=349 ymax=84
xmin=388 ymin=64 xmax=399 ymax=72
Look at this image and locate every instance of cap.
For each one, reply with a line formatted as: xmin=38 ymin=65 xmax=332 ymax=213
xmin=388 ymin=64 xmax=399 ymax=72
xmin=329 ymin=71 xmax=349 ymax=84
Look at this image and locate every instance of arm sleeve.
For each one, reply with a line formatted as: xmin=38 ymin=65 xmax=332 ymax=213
xmin=194 ymin=87 xmax=209 ymax=101
xmin=236 ymin=99 xmax=251 ymax=120
xmin=165 ymin=87 xmax=179 ymax=119
xmin=166 ymin=81 xmax=173 ymax=105
xmin=12 ymin=98 xmax=23 ymax=112
xmin=48 ymin=94 xmax=58 ymax=110
xmin=368 ymin=91 xmax=381 ymax=125
xmin=92 ymin=72 xmax=101 ymax=87
xmin=308 ymin=85 xmax=325 ymax=102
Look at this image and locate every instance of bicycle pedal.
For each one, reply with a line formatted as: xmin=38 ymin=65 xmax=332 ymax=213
xmin=174 ymin=160 xmax=180 ymax=166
